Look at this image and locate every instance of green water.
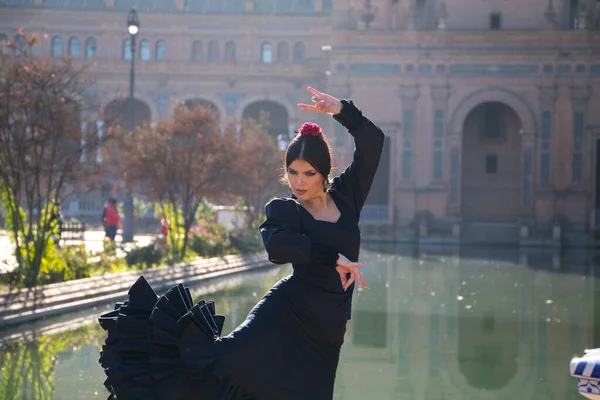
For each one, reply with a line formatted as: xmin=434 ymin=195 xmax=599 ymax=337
xmin=0 ymin=246 xmax=597 ymax=400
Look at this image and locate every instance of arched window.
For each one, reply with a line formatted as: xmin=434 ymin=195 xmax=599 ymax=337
xmin=85 ymin=37 xmax=97 ymax=59
xmin=155 ymin=40 xmax=166 ymax=60
xmin=225 ymin=41 xmax=236 ymax=62
xmin=261 ymin=42 xmax=273 ymax=64
xmin=208 ymin=41 xmax=219 ymax=62
xmin=51 ymin=36 xmax=63 ymax=58
xmin=68 ymin=37 xmax=80 ymax=58
xmin=277 ymin=41 xmax=289 ymax=63
xmin=139 ymin=39 xmax=150 ymax=61
xmin=293 ymin=41 xmax=305 ymax=62
xmin=123 ymin=38 xmax=132 ymax=60
xmin=192 ymin=40 xmax=204 ymax=61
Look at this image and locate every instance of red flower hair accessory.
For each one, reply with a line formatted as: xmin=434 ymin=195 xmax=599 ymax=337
xmin=298 ymin=122 xmax=323 ymax=137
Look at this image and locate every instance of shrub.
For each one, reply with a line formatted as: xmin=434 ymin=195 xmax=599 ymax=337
xmin=189 ymin=223 xmax=233 ymax=258
xmin=125 ymin=243 xmax=164 ymax=270
xmin=229 ymin=228 xmax=263 ymax=254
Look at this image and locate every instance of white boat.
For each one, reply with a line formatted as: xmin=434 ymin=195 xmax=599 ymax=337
xmin=571 ymin=349 xmax=600 ymax=399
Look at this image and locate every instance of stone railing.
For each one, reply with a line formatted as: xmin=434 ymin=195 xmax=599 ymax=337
xmin=0 ymin=252 xmax=270 ymax=328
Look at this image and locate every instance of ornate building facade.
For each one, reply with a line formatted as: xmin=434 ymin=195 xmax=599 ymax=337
xmin=1 ymin=0 xmax=600 ymax=245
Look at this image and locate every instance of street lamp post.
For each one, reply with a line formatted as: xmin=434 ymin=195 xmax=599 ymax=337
xmin=122 ymin=8 xmax=139 ymax=243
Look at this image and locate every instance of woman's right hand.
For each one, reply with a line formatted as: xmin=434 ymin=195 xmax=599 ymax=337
xmin=297 ymin=87 xmax=342 ymax=116
xmin=335 ymin=253 xmax=367 ymax=291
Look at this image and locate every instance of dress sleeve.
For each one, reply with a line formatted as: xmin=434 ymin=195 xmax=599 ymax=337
xmin=259 ymin=198 xmax=339 ymax=266
xmin=330 ymin=100 xmax=385 ymax=219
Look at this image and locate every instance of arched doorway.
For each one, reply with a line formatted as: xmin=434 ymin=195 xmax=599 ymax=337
xmin=184 ymin=98 xmax=220 ymax=120
xmin=242 ymin=100 xmax=289 ymax=142
xmin=103 ymin=97 xmax=151 ymax=131
xmin=461 ymin=102 xmax=523 ymax=222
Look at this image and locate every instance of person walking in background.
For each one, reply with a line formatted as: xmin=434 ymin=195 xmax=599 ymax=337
xmin=102 ymin=198 xmax=120 ymax=242
xmin=157 ymin=215 xmax=169 ymax=249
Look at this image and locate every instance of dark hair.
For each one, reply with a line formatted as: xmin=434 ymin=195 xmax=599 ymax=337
xmin=282 ymin=126 xmax=333 ymax=188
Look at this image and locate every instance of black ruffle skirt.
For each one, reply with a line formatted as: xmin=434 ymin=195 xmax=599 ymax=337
xmin=98 ymin=276 xmax=258 ymax=400
xmin=99 ymin=273 xmax=348 ymax=400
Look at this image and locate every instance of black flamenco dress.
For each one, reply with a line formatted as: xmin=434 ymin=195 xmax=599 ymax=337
xmin=98 ymin=100 xmax=385 ymax=400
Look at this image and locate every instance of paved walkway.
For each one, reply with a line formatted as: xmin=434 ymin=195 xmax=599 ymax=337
xmin=0 ymin=230 xmax=154 ymax=274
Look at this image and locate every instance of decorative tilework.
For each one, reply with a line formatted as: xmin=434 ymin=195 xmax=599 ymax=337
xmin=450 ymin=64 xmax=538 ymax=74
xmin=558 ymin=64 xmax=571 ymax=74
xmin=433 ymin=110 xmax=444 ymax=181
xmin=540 ymin=111 xmax=551 ymax=185
xmin=284 ymin=92 xmax=297 ymax=107
xmin=573 ymin=110 xmax=584 ymax=183
xmin=349 ymin=63 xmax=400 ymax=74
xmin=3 ymin=0 xmax=330 ymax=14
xmin=218 ymin=93 xmax=245 ymax=116
xmin=149 ymin=91 xmax=177 ymax=116
xmin=418 ymin=64 xmax=431 ymax=73
xmin=450 ymin=147 xmax=459 ymax=203
xmin=402 ymin=109 xmax=413 ymax=180
xmin=523 ymin=148 xmax=532 ymax=206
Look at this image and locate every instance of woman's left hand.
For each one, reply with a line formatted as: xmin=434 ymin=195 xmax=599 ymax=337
xmin=297 ymin=86 xmax=342 ymax=115
xmin=335 ymin=253 xmax=368 ymax=291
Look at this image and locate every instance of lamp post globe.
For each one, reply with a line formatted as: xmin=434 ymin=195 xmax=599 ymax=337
xmin=127 ymin=9 xmax=139 ymax=36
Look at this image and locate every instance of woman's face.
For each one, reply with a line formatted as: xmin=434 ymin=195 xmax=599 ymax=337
xmin=286 ymin=159 xmax=324 ymax=200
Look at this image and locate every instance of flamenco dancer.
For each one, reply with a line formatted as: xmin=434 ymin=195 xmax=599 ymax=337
xmin=98 ymin=86 xmax=385 ymax=400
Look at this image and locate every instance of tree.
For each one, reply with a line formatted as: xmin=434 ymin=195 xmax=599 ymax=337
xmin=229 ymin=114 xmax=284 ymax=230
xmin=0 ymin=32 xmax=107 ymax=287
xmin=123 ymin=104 xmax=237 ymax=260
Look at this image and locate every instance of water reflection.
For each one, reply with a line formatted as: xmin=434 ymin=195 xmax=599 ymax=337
xmin=0 ymin=247 xmax=597 ymax=400
xmin=337 ymin=245 xmax=597 ymax=400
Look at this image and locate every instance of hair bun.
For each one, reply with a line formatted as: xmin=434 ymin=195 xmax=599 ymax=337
xmin=298 ymin=122 xmax=323 ymax=137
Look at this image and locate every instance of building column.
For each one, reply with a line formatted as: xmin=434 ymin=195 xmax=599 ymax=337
xmin=398 ymin=84 xmax=419 ymax=187
xmin=570 ymin=84 xmax=591 ymax=187
xmin=537 ymin=87 xmax=557 ymax=190
xmin=430 ymin=84 xmax=450 ymax=185
xmin=587 ymin=125 xmax=600 ymax=233
xmin=521 ymin=132 xmax=535 ymax=215
xmin=446 ymin=131 xmax=462 ymax=216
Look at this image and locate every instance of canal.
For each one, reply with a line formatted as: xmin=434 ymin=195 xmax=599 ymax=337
xmin=0 ymin=245 xmax=598 ymax=399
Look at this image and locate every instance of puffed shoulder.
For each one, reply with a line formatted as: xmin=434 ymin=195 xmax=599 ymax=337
xmin=264 ymin=197 xmax=302 ymax=214
xmin=264 ymin=197 xmax=303 ymax=227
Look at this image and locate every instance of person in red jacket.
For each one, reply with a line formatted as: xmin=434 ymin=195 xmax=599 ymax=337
xmin=102 ymin=198 xmax=120 ymax=242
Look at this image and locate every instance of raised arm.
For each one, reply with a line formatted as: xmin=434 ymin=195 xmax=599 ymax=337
xmin=259 ymin=198 xmax=338 ymax=266
xmin=297 ymin=86 xmax=385 ymax=219
xmin=330 ymin=100 xmax=385 ymax=218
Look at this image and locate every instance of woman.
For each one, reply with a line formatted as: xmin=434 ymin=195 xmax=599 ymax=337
xmin=98 ymin=87 xmax=385 ymax=400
